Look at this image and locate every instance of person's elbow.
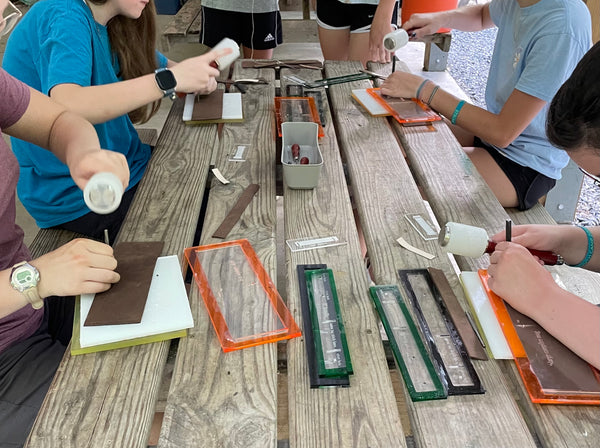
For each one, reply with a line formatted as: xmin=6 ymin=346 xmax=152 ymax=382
xmin=484 ymin=128 xmax=520 ymax=149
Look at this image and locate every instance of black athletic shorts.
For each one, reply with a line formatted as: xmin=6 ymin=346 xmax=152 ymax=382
xmin=475 ymin=137 xmax=556 ymax=210
xmin=316 ymin=0 xmax=398 ymax=33
xmin=201 ymin=6 xmax=283 ymax=50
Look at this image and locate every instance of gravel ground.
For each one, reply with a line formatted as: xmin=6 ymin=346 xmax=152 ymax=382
xmin=446 ymin=28 xmax=600 ymax=225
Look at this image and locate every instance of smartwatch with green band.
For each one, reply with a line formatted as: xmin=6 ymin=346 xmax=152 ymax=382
xmin=154 ymin=67 xmax=177 ymax=100
xmin=10 ymin=261 xmax=44 ymax=309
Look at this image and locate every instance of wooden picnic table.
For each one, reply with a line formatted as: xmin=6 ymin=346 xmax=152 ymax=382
xmin=26 ymin=59 xmax=600 ymax=448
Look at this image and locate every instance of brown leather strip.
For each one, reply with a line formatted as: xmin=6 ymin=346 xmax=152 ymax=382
xmin=84 ymin=241 xmax=164 ymax=326
xmin=427 ymin=267 xmax=488 ymax=360
xmin=212 ymin=184 xmax=260 ymax=239
xmin=191 ymin=90 xmax=224 ymax=121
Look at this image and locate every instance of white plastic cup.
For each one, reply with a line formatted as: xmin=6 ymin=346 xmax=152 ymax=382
xmin=83 ymin=172 xmax=124 ymax=215
xmin=438 ymin=222 xmax=489 ymax=258
xmin=383 ymin=29 xmax=409 ymax=52
xmin=211 ymin=38 xmax=241 ymax=71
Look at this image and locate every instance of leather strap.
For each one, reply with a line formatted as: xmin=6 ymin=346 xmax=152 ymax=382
xmin=428 ymin=267 xmax=488 ymax=360
xmin=212 ymin=184 xmax=260 ymax=239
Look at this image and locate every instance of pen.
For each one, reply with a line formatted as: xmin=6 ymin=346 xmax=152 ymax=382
xmin=104 ymin=229 xmax=109 ymax=246
xmin=506 ymin=219 xmax=512 ymax=242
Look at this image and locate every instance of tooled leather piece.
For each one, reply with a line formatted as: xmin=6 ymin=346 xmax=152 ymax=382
xmin=84 ymin=241 xmax=164 ymax=326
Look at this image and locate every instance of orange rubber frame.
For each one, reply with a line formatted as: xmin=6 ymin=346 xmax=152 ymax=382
xmin=185 ymin=239 xmax=301 ymax=352
xmin=479 ymin=269 xmax=600 ymax=405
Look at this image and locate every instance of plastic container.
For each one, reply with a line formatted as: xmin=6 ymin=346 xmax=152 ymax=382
xmin=401 ymin=0 xmax=458 ymax=34
xmin=281 ymin=122 xmax=323 ymax=190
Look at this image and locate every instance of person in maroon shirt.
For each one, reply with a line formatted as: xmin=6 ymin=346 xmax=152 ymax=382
xmin=0 ymin=1 xmax=129 ymax=444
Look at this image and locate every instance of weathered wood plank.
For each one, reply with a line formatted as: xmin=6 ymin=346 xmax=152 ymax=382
xmin=328 ymin=60 xmax=536 ymax=448
xmin=26 ymin=97 xmax=219 ymax=448
xmin=158 ymin=64 xmax=279 ymax=448
xmin=281 ymin=68 xmax=407 ymax=448
xmin=160 ymin=0 xmax=203 ymax=51
xmin=371 ymin=61 xmax=600 ymax=447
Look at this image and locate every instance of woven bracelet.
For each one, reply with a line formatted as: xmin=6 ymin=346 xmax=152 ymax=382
xmin=426 ymin=85 xmax=440 ymax=106
xmin=451 ymin=100 xmax=466 ymax=125
xmin=415 ymin=79 xmax=429 ymax=101
xmin=570 ymin=226 xmax=594 ymax=268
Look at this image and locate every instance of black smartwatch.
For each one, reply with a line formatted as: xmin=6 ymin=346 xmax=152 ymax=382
xmin=154 ymin=67 xmax=177 ymax=100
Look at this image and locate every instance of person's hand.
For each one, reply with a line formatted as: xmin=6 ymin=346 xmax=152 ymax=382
xmin=490 ymin=224 xmax=562 ymax=254
xmin=402 ymin=13 xmax=443 ymax=40
xmin=33 ymin=239 xmax=120 ymax=298
xmin=67 ymin=149 xmax=129 ymax=193
xmin=368 ymin=13 xmax=394 ymax=63
xmin=171 ymin=48 xmax=232 ymax=95
xmin=487 ymin=242 xmax=559 ymax=318
xmin=380 ymin=71 xmax=425 ymax=99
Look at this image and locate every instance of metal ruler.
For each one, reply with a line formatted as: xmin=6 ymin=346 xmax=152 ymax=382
xmin=398 ymin=269 xmax=484 ymax=395
xmin=297 ymin=265 xmax=349 ymax=388
xmin=370 ymin=285 xmax=447 ymax=401
xmin=305 ymin=268 xmax=353 ymax=379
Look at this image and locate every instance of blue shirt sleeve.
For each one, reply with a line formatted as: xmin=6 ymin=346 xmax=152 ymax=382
xmin=39 ymin=13 xmax=95 ymax=94
xmin=516 ymin=32 xmax=589 ymax=103
xmin=156 ymin=50 xmax=168 ymax=69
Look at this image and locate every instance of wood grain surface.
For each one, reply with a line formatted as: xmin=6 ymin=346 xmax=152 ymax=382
xmin=369 ymin=60 xmax=600 ymax=448
xmin=281 ymin=67 xmax=407 ymax=448
xmin=26 ymin=96 xmax=219 ymax=448
xmin=158 ymin=65 xmax=279 ymax=448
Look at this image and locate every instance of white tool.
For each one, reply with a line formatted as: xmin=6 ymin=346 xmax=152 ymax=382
xmin=383 ymin=28 xmax=409 ymax=52
xmin=211 ymin=38 xmax=241 ymax=71
xmin=84 ymin=172 xmax=123 ymax=214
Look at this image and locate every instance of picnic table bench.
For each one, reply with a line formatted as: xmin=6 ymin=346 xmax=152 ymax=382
xmin=25 ymin=58 xmax=600 ymax=448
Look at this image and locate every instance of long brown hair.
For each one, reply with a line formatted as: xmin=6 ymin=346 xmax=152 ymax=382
xmin=88 ymin=0 xmax=161 ymax=124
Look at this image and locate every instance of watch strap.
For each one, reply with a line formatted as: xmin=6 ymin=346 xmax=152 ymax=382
xmin=23 ymin=287 xmax=44 ymax=309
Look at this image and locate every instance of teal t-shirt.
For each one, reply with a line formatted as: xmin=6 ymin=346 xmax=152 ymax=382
xmin=2 ymin=0 xmax=167 ymax=228
xmin=486 ymin=0 xmax=591 ymax=179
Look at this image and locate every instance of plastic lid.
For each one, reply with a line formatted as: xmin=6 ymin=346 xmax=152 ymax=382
xmin=83 ymin=172 xmax=124 ymax=214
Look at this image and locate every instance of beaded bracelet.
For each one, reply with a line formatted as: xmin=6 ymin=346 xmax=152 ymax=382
xmin=451 ymin=100 xmax=466 ymax=125
xmin=426 ymin=85 xmax=440 ymax=106
xmin=415 ymin=79 xmax=429 ymax=101
xmin=570 ymin=226 xmax=594 ymax=268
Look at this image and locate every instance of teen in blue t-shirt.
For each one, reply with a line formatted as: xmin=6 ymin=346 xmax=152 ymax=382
xmin=3 ymin=0 xmax=229 ymax=241
xmin=381 ymin=0 xmax=591 ymax=210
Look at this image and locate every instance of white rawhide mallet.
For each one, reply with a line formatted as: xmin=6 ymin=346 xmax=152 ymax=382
xmin=210 ymin=38 xmax=241 ymax=71
xmin=438 ymin=221 xmax=564 ymax=265
xmin=438 ymin=222 xmax=490 ymax=257
xmin=383 ymin=28 xmax=409 ymax=72
xmin=83 ymin=172 xmax=123 ymax=215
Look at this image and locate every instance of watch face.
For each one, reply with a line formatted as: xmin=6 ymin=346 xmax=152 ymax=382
xmin=12 ymin=264 xmax=39 ymax=291
xmin=15 ymin=269 xmax=34 ymax=285
xmin=156 ymin=69 xmax=176 ymax=91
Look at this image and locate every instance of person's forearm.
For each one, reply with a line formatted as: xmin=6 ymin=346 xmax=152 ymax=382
xmin=437 ymin=4 xmax=493 ymax=32
xmin=533 ymin=289 xmax=600 ymax=369
xmin=47 ymin=110 xmax=102 ymax=166
xmin=50 ymin=74 xmax=163 ymax=125
xmin=555 ymin=226 xmax=600 ymax=272
xmin=420 ymin=84 xmax=538 ymax=147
